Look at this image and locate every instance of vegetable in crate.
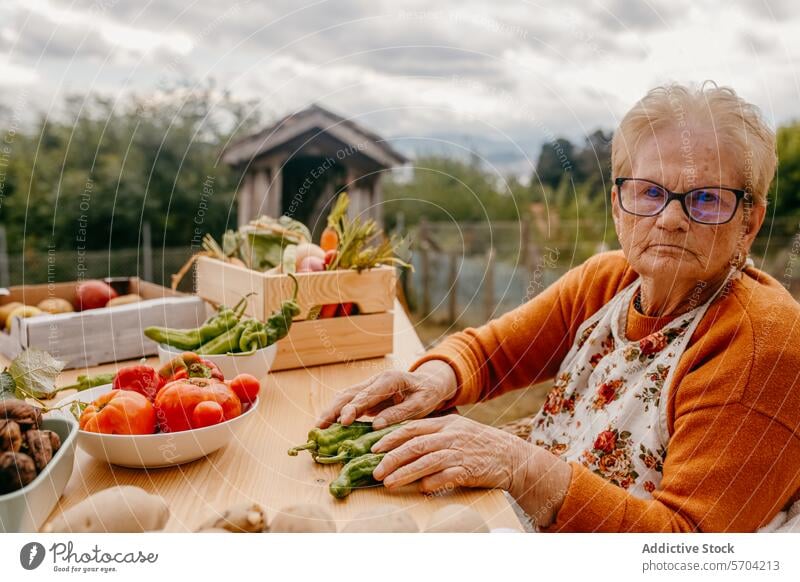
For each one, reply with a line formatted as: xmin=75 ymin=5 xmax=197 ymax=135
xmin=75 ymin=280 xmax=118 ymax=310
xmin=316 ymin=423 xmax=403 ymax=464
xmin=287 ymin=421 xmax=373 ymax=458
xmin=329 ymin=453 xmax=386 ymax=499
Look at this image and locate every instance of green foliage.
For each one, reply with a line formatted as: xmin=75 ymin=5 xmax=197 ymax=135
xmin=0 ymin=85 xmax=260 ymax=253
xmin=771 ymin=122 xmax=800 ymax=229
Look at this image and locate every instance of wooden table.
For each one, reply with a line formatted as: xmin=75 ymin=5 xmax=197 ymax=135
xmin=5 ymin=301 xmax=522 ymax=532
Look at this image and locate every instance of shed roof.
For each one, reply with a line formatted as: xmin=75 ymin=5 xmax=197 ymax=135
xmin=223 ymin=104 xmax=407 ymax=168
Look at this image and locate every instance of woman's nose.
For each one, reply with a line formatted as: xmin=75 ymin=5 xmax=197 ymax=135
xmin=655 ymin=198 xmax=690 ymax=231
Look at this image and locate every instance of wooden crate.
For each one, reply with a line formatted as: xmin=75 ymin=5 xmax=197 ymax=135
xmin=195 ymin=257 xmax=396 ymax=370
xmin=0 ymin=279 xmax=207 ymax=369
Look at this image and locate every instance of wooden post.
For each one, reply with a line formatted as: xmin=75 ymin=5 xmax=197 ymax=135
xmin=484 ymin=246 xmax=495 ymax=321
xmin=142 ymin=221 xmax=153 ymax=282
xmin=419 ymin=219 xmax=430 ymax=317
xmin=0 ymin=226 xmax=9 ymax=287
xmin=448 ymin=251 xmax=458 ymax=324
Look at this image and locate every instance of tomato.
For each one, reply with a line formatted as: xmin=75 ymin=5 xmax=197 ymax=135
xmin=154 ymin=377 xmax=242 ymax=433
xmin=79 ymin=390 xmax=156 ymax=435
xmin=113 ymin=365 xmax=163 ymax=401
xmin=229 ymin=374 xmax=260 ymax=405
xmin=192 ymin=401 xmax=225 ymax=428
xmin=323 ymin=249 xmax=338 ymax=267
xmin=158 ymin=352 xmax=224 ymax=385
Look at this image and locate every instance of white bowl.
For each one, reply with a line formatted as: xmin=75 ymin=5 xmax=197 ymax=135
xmin=157 ymin=342 xmax=277 ymax=381
xmin=55 ymin=384 xmax=259 ymax=468
xmin=0 ymin=416 xmax=78 ymax=532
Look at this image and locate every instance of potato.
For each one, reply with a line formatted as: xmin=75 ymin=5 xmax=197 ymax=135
xmin=425 ymin=504 xmax=489 ymax=533
xmin=4 ymin=306 xmax=42 ymax=331
xmin=197 ymin=502 xmax=267 ymax=533
xmin=43 ymin=486 xmax=169 ymax=533
xmin=106 ymin=294 xmax=143 ymax=307
xmin=37 ymin=298 xmax=74 ymax=314
xmin=342 ymin=504 xmax=418 ymax=533
xmin=269 ymin=503 xmax=336 ymax=533
xmin=0 ymin=302 xmax=23 ymax=328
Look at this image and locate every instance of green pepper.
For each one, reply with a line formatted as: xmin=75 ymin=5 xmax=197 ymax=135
xmin=315 ymin=424 xmax=403 ymax=464
xmin=266 ymin=274 xmax=300 ymax=344
xmin=287 ymin=421 xmax=374 ymax=458
xmin=238 ymin=319 xmax=268 ymax=353
xmin=195 ymin=321 xmax=247 ymax=355
xmin=57 ymin=372 xmax=117 ymax=393
xmin=329 ymin=453 xmax=385 ymax=499
xmin=144 ymin=296 xmax=249 ymax=349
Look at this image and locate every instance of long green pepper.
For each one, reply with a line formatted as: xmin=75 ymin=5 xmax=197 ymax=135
xmin=266 ymin=273 xmax=300 ymax=344
xmin=287 ymin=422 xmax=374 ymax=458
xmin=315 ymin=424 xmax=403 ymax=464
xmin=144 ymin=296 xmax=249 ymax=349
xmin=195 ymin=321 xmax=247 ymax=355
xmin=329 ymin=453 xmax=385 ymax=499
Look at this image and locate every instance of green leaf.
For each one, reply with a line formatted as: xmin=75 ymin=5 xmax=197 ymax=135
xmin=8 ymin=348 xmax=66 ymax=400
xmin=0 ymin=371 xmax=16 ymax=399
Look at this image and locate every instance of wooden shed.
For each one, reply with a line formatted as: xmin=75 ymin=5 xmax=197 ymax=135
xmin=223 ymin=104 xmax=407 ymax=235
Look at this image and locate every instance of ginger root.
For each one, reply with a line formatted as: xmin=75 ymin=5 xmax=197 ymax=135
xmin=197 ymin=502 xmax=268 ymax=533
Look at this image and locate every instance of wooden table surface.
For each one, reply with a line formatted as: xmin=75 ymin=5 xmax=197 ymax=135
xmin=8 ymin=301 xmax=522 ymax=532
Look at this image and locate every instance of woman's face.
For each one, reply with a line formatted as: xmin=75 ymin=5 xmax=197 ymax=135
xmin=612 ymin=127 xmax=766 ymax=286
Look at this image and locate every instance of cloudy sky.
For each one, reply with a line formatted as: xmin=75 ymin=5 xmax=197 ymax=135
xmin=1 ymin=0 xmax=798 ymax=176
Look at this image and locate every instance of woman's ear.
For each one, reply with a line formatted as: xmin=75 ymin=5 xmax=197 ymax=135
xmin=611 ymin=187 xmax=621 ymax=226
xmin=741 ymin=202 xmax=766 ymax=247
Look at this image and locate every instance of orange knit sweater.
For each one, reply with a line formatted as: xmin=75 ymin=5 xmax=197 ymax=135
xmin=409 ymin=251 xmax=800 ymax=532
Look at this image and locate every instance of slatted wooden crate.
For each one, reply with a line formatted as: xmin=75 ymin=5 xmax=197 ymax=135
xmin=0 ymin=279 xmax=207 ymax=369
xmin=195 ymin=256 xmax=396 ymax=370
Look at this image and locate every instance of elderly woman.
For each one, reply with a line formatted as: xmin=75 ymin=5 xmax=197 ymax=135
xmin=318 ymin=83 xmax=800 ymax=532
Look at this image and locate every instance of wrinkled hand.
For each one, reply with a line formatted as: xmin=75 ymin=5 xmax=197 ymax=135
xmin=316 ymin=361 xmax=458 ymax=429
xmin=371 ymin=415 xmax=531 ymax=495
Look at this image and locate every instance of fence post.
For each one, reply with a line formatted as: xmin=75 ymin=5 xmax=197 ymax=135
xmin=447 ymin=251 xmax=458 ymax=324
xmin=419 ymin=218 xmax=431 ymax=318
xmin=142 ymin=221 xmax=153 ymax=282
xmin=484 ymin=246 xmax=495 ymax=321
xmin=0 ymin=226 xmax=9 ymax=288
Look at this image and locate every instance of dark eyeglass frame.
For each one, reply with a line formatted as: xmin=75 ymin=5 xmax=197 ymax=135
xmin=614 ymin=177 xmax=752 ymax=225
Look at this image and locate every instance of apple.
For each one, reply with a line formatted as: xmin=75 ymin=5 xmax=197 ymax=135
xmin=75 ymin=280 xmax=118 ymax=310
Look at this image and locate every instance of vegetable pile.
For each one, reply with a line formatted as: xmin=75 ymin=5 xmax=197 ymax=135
xmin=0 ymin=280 xmax=144 ymax=334
xmin=73 ymin=353 xmax=262 ymax=435
xmin=172 ymin=191 xmax=411 ymax=319
xmin=288 ymin=421 xmax=403 ymax=499
xmin=144 ymin=274 xmax=299 ymax=354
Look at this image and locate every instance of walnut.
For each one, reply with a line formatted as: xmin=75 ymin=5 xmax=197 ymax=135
xmin=0 ymin=419 xmax=22 ymax=452
xmin=42 ymin=430 xmax=61 ymax=453
xmin=0 ymin=400 xmax=42 ymax=429
xmin=23 ymin=430 xmax=53 ymax=472
xmin=0 ymin=451 xmax=37 ymax=494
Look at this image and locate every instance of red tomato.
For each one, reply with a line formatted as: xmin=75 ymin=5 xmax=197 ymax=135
xmin=79 ymin=390 xmax=156 ymax=435
xmin=75 ymin=280 xmax=118 ymax=311
xmin=192 ymin=401 xmax=225 ymax=428
xmin=229 ymin=374 xmax=260 ymax=405
xmin=323 ymin=249 xmax=338 ymax=267
xmin=113 ymin=365 xmax=163 ymax=401
xmin=154 ymin=377 xmax=242 ymax=433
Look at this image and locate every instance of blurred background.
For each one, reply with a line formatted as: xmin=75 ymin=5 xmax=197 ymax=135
xmin=2 ymin=0 xmax=799 ymax=421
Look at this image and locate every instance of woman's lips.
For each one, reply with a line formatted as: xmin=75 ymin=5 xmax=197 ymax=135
xmin=647 ymin=244 xmax=695 ymax=256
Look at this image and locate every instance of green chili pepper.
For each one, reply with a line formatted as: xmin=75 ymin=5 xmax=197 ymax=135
xmin=195 ymin=321 xmax=247 ymax=355
xmin=266 ymin=274 xmax=300 ymax=344
xmin=144 ymin=295 xmax=249 ymax=349
xmin=287 ymin=421 xmax=374 ymax=458
xmin=329 ymin=453 xmax=385 ymax=499
xmin=315 ymin=424 xmax=403 ymax=464
xmin=238 ymin=319 xmax=268 ymax=353
xmin=57 ymin=372 xmax=117 ymax=393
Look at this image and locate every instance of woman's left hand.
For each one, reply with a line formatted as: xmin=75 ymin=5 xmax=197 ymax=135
xmin=372 ymin=415 xmax=531 ymax=494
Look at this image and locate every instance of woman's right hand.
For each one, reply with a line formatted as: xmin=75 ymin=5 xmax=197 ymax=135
xmin=315 ymin=360 xmax=459 ymax=429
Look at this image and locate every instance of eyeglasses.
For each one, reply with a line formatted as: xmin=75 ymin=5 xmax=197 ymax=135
xmin=614 ymin=177 xmax=751 ymax=225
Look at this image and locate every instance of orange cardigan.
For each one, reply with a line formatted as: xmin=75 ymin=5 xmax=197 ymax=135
xmin=409 ymin=251 xmax=800 ymax=532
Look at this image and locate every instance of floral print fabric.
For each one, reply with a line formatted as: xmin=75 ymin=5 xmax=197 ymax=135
xmin=528 ymin=280 xmax=714 ymax=499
